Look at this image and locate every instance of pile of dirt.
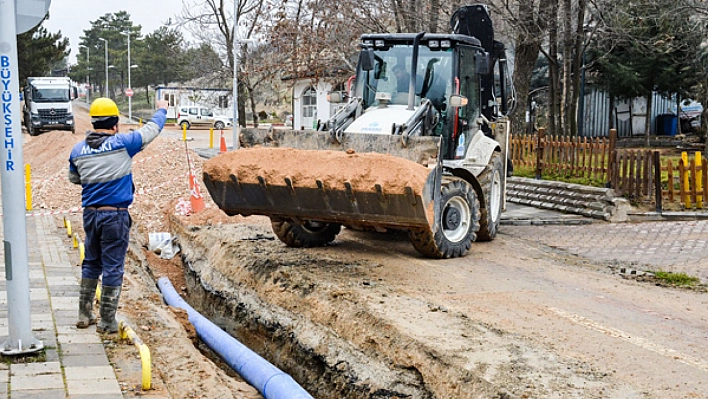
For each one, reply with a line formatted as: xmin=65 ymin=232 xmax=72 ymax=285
xmin=204 ymin=147 xmax=431 ymax=194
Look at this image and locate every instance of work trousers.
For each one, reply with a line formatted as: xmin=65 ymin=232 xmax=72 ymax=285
xmin=81 ymin=209 xmax=131 ymax=287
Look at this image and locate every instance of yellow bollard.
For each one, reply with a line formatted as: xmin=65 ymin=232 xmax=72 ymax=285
xmin=697 ymin=152 xmax=703 ymax=209
xmin=139 ymin=118 xmax=143 ymax=127
xmin=66 ymin=220 xmax=72 ymax=237
xmin=182 ymin=124 xmax=187 ymax=142
xmin=25 ymin=164 xmax=32 ymax=211
xmin=72 ymin=233 xmax=79 ymax=249
xmin=63 ymin=216 xmax=67 ymax=228
xmin=209 ymin=127 xmax=214 ymax=149
xmin=79 ymin=242 xmax=85 ymax=264
xmin=96 ymin=285 xmax=101 ymax=303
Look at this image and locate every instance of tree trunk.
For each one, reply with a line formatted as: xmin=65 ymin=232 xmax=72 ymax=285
xmin=561 ymin=0 xmax=572 ymax=136
xmin=238 ymin=80 xmax=247 ymax=128
xmin=548 ymin=0 xmax=559 ymax=137
xmin=569 ymin=0 xmax=587 ymax=137
xmin=510 ymin=0 xmax=554 ymax=137
xmin=644 ymin=93 xmax=653 ymax=147
xmin=249 ymin=87 xmax=259 ymax=128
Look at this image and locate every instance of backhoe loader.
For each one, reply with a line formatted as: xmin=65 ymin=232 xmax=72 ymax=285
xmin=203 ymin=4 xmax=516 ymax=258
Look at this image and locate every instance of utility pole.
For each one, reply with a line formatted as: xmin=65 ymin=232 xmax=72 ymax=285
xmin=0 ymin=0 xmax=46 ymax=356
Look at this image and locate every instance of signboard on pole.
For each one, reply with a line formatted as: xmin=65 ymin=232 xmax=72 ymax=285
xmin=15 ymin=0 xmax=52 ymax=34
xmin=125 ymin=88 xmax=134 ymax=97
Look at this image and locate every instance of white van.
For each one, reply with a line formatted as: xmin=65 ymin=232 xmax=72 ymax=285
xmin=176 ymin=106 xmax=232 ymax=130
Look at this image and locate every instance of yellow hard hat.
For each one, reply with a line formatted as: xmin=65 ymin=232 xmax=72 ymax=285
xmin=89 ymin=97 xmax=120 ymax=117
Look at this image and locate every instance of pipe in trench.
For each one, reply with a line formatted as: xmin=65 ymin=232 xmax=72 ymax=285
xmin=157 ymin=277 xmax=313 ymax=399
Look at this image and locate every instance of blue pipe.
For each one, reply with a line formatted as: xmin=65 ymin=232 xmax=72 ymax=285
xmin=157 ymin=277 xmax=313 ymax=399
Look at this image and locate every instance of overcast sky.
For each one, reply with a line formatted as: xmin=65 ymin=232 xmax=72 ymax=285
xmin=43 ymin=0 xmax=186 ymax=64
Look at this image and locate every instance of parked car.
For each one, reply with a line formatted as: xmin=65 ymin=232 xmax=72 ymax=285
xmin=177 ymin=106 xmax=232 ymax=130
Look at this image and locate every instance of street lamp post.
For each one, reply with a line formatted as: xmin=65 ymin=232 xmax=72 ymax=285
xmin=120 ymin=31 xmax=132 ymax=122
xmin=98 ymin=37 xmax=108 ymax=97
xmin=86 ymin=45 xmax=90 ymax=104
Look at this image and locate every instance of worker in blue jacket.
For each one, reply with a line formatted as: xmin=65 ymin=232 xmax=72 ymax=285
xmin=69 ymin=97 xmax=168 ymax=333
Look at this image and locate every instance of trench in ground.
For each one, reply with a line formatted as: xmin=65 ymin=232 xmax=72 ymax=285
xmin=169 ymin=216 xmax=510 ymax=399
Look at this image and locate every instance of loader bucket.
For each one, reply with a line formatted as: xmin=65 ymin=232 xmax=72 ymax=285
xmin=202 ymin=129 xmax=442 ymax=230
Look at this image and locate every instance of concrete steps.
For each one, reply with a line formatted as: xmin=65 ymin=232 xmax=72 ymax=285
xmin=506 ymin=177 xmax=631 ymax=222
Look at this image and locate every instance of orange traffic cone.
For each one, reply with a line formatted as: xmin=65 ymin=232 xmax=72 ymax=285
xmin=219 ymin=129 xmax=227 ymax=154
xmin=188 ymin=171 xmax=206 ymax=214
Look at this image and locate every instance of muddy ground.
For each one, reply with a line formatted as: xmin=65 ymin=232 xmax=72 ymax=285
xmin=26 ymin=103 xmax=708 ymax=398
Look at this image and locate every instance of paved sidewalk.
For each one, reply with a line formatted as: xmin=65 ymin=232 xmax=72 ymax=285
xmin=0 ymin=215 xmax=122 ymax=399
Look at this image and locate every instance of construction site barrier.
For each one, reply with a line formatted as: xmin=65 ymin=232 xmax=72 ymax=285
xmin=118 ymin=320 xmax=152 ymax=390
xmin=157 ymin=277 xmax=313 ymax=399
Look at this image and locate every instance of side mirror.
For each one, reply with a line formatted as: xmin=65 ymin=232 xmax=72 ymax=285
xmin=359 ymin=48 xmax=375 ymax=71
xmin=327 ymin=92 xmax=343 ymax=104
xmin=475 ymin=52 xmax=491 ymax=75
xmin=449 ymin=94 xmax=468 ymax=108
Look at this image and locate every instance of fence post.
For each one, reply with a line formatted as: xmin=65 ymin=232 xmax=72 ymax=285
xmin=654 ymin=151 xmax=662 ymax=214
xmin=536 ymin=127 xmax=545 ymax=180
xmin=607 ymin=128 xmax=617 ymax=184
xmin=681 ymin=152 xmax=690 ymax=208
xmin=696 ymin=152 xmax=703 ymax=209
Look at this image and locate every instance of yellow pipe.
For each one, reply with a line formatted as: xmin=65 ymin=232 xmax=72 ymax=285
xmin=66 ymin=220 xmax=72 ymax=237
xmin=697 ymin=152 xmax=703 ymax=209
xmin=63 ymin=216 xmax=67 ymax=228
xmin=25 ymin=164 xmax=32 ymax=211
xmin=139 ymin=118 xmax=143 ymax=127
xmin=209 ymin=127 xmax=214 ymax=149
xmin=119 ymin=320 xmax=152 ymax=390
xmin=182 ymin=124 xmax=187 ymax=142
xmin=72 ymin=233 xmax=78 ymax=249
xmin=96 ymin=285 xmax=101 ymax=302
xmin=682 ymin=152 xmax=690 ymax=208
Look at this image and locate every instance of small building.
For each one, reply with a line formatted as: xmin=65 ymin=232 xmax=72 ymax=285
xmin=155 ymin=86 xmax=232 ymax=119
xmin=286 ymin=69 xmax=350 ymax=130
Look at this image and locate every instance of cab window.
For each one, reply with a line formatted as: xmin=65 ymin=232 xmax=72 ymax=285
xmin=189 ymin=108 xmax=198 ymax=115
xmin=200 ymin=108 xmax=212 ymax=117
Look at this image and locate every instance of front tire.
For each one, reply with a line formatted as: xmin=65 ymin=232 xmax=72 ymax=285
xmin=214 ymin=121 xmax=225 ymax=130
xmin=271 ymin=219 xmax=341 ymax=248
xmin=477 ymin=152 xmax=503 ymax=241
xmin=409 ymin=179 xmax=480 ymax=258
xmin=179 ymin=121 xmax=190 ymax=130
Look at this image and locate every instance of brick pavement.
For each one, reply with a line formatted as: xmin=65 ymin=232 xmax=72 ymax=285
xmin=504 ymin=219 xmax=708 ymax=282
xmin=0 ymin=214 xmax=122 ymax=399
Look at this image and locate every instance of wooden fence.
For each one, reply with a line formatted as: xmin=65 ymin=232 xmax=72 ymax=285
xmin=610 ymin=150 xmax=707 ymax=210
xmin=510 ymin=128 xmax=706 ymax=210
xmin=510 ymin=128 xmax=617 ymax=182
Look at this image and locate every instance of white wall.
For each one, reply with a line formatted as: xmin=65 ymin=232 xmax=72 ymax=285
xmin=292 ymin=80 xmax=334 ymax=130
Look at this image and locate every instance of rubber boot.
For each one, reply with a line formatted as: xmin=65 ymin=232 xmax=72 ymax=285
xmin=76 ymin=278 xmax=99 ymax=328
xmin=97 ymin=285 xmax=122 ymax=333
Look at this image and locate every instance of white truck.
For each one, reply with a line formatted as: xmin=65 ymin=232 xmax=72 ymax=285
xmin=23 ymin=77 xmax=76 ymax=135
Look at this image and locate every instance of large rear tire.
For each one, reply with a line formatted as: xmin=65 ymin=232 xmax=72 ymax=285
xmin=477 ymin=152 xmax=503 ymax=241
xmin=271 ymin=219 xmax=341 ymax=248
xmin=408 ymin=179 xmax=480 ymax=259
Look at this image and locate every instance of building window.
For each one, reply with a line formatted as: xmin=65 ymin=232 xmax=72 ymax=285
xmin=302 ymin=86 xmax=317 ymax=118
xmin=219 ymin=95 xmax=229 ymax=108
